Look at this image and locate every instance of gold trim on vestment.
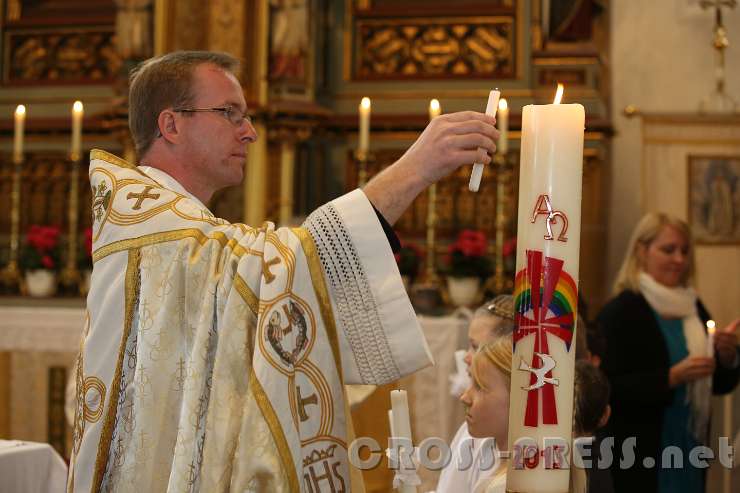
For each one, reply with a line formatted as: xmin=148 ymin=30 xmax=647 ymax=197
xmin=90 ymin=149 xmax=159 ymax=184
xmin=92 ymin=228 xmax=260 ymax=264
xmin=91 ymin=149 xmax=135 ymax=169
xmin=249 ymin=370 xmax=300 ymax=493
xmin=234 ymin=274 xmax=259 ymax=316
xmin=292 ymin=228 xmax=343 ymax=382
xmin=92 ymin=248 xmax=141 ymax=492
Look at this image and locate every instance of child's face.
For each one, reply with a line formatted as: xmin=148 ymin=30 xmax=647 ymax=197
xmin=460 ymin=359 xmax=510 ymax=447
xmin=464 ymin=316 xmax=501 ymax=367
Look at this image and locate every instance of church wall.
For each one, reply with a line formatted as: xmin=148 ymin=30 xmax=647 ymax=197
xmin=611 ymin=4 xmax=740 ymax=491
xmin=609 ymin=1 xmax=740 ymax=303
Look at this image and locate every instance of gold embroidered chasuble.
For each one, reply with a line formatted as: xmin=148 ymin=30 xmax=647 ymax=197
xmin=68 ymin=150 xmax=433 ymax=492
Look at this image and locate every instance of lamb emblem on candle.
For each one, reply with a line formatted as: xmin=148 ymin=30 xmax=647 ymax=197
xmin=530 ymin=194 xmax=569 ymax=242
xmin=514 ymin=250 xmax=577 ymax=427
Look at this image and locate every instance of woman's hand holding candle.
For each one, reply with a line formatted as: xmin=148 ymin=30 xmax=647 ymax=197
xmin=714 ymin=318 xmax=740 ymax=368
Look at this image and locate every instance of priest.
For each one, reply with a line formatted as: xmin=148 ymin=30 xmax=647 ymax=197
xmin=67 ymin=50 xmax=498 ymax=492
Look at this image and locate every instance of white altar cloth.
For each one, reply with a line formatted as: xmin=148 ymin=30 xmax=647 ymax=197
xmin=0 ymin=440 xmax=67 ymax=493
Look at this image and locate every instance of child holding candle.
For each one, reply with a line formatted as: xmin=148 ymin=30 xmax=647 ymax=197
xmin=461 ymin=335 xmax=588 ymax=493
xmin=437 ymin=295 xmax=516 ymax=493
xmin=597 ymin=212 xmax=740 ymax=493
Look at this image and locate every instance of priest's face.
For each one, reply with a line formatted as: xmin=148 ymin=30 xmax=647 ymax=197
xmin=640 ymin=225 xmax=690 ymax=288
xmin=460 ymin=358 xmax=510 ymax=446
xmin=179 ymin=63 xmax=257 ymax=194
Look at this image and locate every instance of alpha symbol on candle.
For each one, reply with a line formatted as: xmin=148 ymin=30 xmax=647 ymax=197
xmin=519 ymin=353 xmax=559 ymax=391
xmin=514 ymin=250 xmax=577 ymax=427
xmin=531 ymin=194 xmax=569 ymax=242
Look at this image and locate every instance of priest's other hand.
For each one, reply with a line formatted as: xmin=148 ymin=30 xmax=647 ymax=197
xmin=363 ymin=111 xmax=498 ymax=225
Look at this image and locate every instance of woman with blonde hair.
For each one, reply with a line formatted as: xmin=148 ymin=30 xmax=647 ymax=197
xmin=597 ymin=212 xmax=739 ymax=493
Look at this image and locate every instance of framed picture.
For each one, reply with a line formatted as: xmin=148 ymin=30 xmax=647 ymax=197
xmin=688 ymin=155 xmax=740 ymax=244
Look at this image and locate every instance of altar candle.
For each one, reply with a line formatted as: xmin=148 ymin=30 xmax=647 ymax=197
xmin=707 ymin=320 xmax=716 ymax=358
xmin=506 ymin=83 xmax=584 ymax=493
xmin=498 ymin=98 xmax=509 ymax=155
xmin=429 ymin=98 xmax=441 ymax=120
xmin=358 ymin=97 xmax=371 ymax=155
xmin=13 ymin=105 xmax=25 ymax=164
xmin=71 ymin=101 xmax=84 ymax=161
xmin=469 ymin=89 xmax=500 ymax=192
xmin=390 ymin=389 xmax=417 ymax=493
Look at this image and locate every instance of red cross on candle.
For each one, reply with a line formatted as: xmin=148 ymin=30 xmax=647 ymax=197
xmin=514 ymin=250 xmax=575 ymax=427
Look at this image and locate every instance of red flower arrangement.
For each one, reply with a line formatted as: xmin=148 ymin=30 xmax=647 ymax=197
xmin=395 ymin=240 xmax=424 ymax=279
xmin=444 ymin=229 xmax=493 ymax=278
xmin=78 ymin=227 xmax=93 ymax=269
xmin=21 ymin=225 xmax=62 ymax=271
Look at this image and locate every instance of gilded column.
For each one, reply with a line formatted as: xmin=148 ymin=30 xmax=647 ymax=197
xmin=279 ymin=140 xmax=296 ymax=225
xmin=245 ymin=121 xmax=268 ymax=225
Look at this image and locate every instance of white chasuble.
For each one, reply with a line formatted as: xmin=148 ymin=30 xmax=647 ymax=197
xmin=68 ymin=150 xmax=433 ymax=493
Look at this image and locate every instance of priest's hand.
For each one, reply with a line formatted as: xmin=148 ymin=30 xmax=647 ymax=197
xmin=363 ymin=111 xmax=498 ymax=225
xmin=716 ymin=318 xmax=740 ymax=368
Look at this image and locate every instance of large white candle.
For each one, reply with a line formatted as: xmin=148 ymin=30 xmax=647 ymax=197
xmin=506 ymin=84 xmax=584 ymax=493
xmin=13 ymin=105 xmax=25 ymax=164
xmin=358 ymin=97 xmax=371 ymax=155
xmin=498 ymin=98 xmax=509 ymax=155
xmin=706 ymin=320 xmax=716 ymax=358
xmin=71 ymin=100 xmax=84 ymax=161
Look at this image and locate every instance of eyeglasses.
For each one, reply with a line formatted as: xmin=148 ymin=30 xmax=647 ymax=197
xmin=172 ymin=105 xmax=252 ymax=127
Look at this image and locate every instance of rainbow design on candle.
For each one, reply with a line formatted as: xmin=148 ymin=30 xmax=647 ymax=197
xmin=513 ymin=249 xmax=577 ymax=427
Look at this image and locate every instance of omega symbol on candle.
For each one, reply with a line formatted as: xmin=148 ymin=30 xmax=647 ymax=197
xmin=519 ymin=353 xmax=559 ymax=391
xmin=530 ymin=194 xmax=569 ymax=242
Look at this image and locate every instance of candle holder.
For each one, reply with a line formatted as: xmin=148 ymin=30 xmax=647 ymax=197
xmin=1 ymin=156 xmax=24 ymax=290
xmin=422 ymin=183 xmax=440 ymax=286
xmin=59 ymin=154 xmax=82 ymax=291
xmin=486 ymin=152 xmax=514 ymax=295
xmin=699 ymin=0 xmax=738 ymax=113
xmin=354 ymin=149 xmax=375 ymax=187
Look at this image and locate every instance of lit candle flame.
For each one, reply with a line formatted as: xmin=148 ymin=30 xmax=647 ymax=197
xmin=360 ymin=97 xmax=371 ymax=110
xmin=430 ymin=99 xmax=440 ymax=113
xmin=707 ymin=320 xmax=716 ymax=334
xmin=499 ymin=98 xmax=508 ymax=111
xmin=73 ymin=100 xmax=84 ymax=113
xmin=553 ymin=83 xmax=564 ymax=105
xmin=15 ymin=104 xmax=26 ymax=116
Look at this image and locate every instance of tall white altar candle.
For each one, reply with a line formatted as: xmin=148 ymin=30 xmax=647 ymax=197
xmin=706 ymin=320 xmax=716 ymax=358
xmin=71 ymin=100 xmax=84 ymax=161
xmin=429 ymin=98 xmax=441 ymax=120
xmin=506 ymin=84 xmax=584 ymax=493
xmin=358 ymin=97 xmax=371 ymax=155
xmin=498 ymin=98 xmax=509 ymax=155
xmin=390 ymin=389 xmax=417 ymax=493
xmin=13 ymin=105 xmax=25 ymax=164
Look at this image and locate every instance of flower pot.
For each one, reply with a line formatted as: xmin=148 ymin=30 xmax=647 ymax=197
xmin=447 ymin=276 xmax=481 ymax=307
xmin=25 ymin=270 xmax=57 ymax=297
